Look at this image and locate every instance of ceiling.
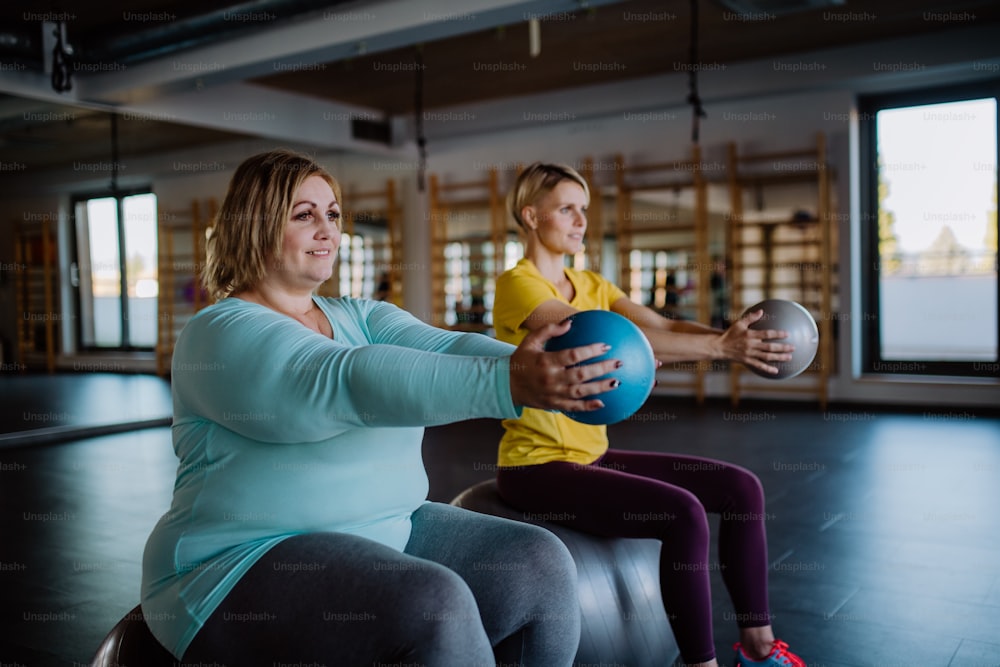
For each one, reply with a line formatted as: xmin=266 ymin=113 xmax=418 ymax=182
xmin=1 ymin=0 xmax=999 ymax=173
xmin=252 ymin=0 xmax=1000 ymax=114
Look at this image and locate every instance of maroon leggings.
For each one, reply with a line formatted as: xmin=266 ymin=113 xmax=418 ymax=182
xmin=496 ymin=448 xmax=771 ymax=664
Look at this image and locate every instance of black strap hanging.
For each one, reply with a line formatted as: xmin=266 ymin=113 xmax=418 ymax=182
xmin=51 ymin=21 xmax=73 ymax=93
xmin=414 ymin=46 xmax=428 ymax=192
xmin=109 ymin=112 xmax=120 ymax=195
xmin=686 ymin=0 xmax=707 ymax=144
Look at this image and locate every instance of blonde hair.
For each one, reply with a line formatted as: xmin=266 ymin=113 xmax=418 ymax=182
xmin=203 ymin=149 xmax=342 ymax=301
xmin=508 ymin=162 xmax=590 ymax=230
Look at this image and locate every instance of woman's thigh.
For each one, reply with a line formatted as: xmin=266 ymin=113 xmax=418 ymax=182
xmin=405 ymin=502 xmax=581 ymax=666
xmin=404 ymin=502 xmax=579 ymax=637
xmin=597 ymin=448 xmax=765 ymax=514
xmin=497 ymin=452 xmax=717 ymax=541
xmin=182 ymin=530 xmax=494 ymax=666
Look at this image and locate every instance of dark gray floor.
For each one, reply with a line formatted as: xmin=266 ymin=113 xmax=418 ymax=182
xmin=2 ymin=373 xmax=1000 ymax=666
xmin=0 ymin=373 xmax=172 ymax=447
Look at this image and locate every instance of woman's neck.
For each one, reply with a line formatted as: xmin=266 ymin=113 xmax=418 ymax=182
xmin=237 ymin=284 xmax=314 ymax=316
xmin=524 ymin=242 xmax=568 ymax=285
xmin=237 ymin=285 xmax=332 ymax=337
xmin=524 ymin=243 xmax=575 ymax=302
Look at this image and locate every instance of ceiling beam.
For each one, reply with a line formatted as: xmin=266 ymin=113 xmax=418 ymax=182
xmin=72 ymin=0 xmax=625 ymax=105
xmin=123 ymin=81 xmax=397 ymax=153
xmin=0 ymin=0 xmax=626 ymax=155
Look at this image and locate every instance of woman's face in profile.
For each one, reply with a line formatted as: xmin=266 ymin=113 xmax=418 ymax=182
xmin=530 ymin=179 xmax=588 ymax=256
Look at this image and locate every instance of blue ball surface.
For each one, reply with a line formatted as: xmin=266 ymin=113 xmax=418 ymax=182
xmin=544 ymin=310 xmax=657 ymax=425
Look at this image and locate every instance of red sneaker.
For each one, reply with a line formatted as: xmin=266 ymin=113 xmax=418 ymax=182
xmin=733 ymin=639 xmax=806 ymax=666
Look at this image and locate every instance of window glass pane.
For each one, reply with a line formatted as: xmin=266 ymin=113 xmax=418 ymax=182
xmin=339 ymin=231 xmax=352 ymax=296
xmin=123 ymin=193 xmax=158 ymax=347
xmin=86 ymin=197 xmax=122 ymax=347
xmin=350 ymin=235 xmax=365 ymax=298
xmin=876 ymin=97 xmax=998 ymax=361
xmin=443 ymin=241 xmax=463 ymax=327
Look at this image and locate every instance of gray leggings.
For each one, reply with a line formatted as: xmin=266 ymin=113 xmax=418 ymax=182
xmin=181 ymin=502 xmax=581 ymax=667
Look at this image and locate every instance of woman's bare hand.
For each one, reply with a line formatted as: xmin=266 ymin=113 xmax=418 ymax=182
xmin=509 ymin=319 xmax=621 ymax=412
xmin=717 ymin=309 xmax=794 ymax=375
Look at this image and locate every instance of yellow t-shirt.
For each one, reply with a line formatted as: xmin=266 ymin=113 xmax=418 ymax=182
xmin=494 ymin=258 xmax=627 ymax=467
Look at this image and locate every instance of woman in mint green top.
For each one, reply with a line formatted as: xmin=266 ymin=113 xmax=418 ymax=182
xmin=141 ymin=149 xmax=620 ymax=666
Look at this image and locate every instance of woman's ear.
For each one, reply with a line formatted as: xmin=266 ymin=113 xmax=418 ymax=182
xmin=521 ymin=205 xmax=537 ymax=231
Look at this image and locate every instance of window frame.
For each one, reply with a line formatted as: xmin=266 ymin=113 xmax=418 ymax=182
xmin=858 ymin=80 xmax=1000 ymax=378
xmin=70 ymin=187 xmax=157 ymax=352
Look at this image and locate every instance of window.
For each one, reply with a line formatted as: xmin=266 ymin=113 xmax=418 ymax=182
xmin=439 ymin=238 xmax=524 ymax=331
xmin=338 ymin=232 xmax=374 ymax=298
xmin=337 ymin=218 xmax=396 ymax=301
xmin=72 ymin=191 xmax=158 ymax=350
xmin=443 ymin=240 xmax=493 ymax=330
xmin=626 ymin=248 xmax=699 ymax=319
xmin=860 ymin=83 xmax=999 ymax=377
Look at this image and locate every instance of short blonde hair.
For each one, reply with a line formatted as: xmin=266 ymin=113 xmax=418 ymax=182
xmin=203 ymin=149 xmax=342 ymax=301
xmin=508 ymin=162 xmax=590 ymax=230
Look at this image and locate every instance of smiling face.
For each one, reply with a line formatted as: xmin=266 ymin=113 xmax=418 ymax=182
xmin=525 ymin=179 xmax=589 ymax=256
xmin=269 ymin=174 xmax=342 ymax=293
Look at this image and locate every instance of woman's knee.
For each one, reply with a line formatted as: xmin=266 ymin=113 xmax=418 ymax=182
xmin=726 ymin=466 xmax=766 ymax=512
xmin=495 ymin=525 xmax=581 ymax=656
xmin=495 ymin=522 xmax=578 ymax=597
xmin=525 ymin=524 xmax=576 ymax=577
xmin=397 ymin=562 xmax=481 ymax=626
xmin=383 ymin=564 xmax=495 ymax=664
xmin=662 ymin=489 xmax=711 ymax=547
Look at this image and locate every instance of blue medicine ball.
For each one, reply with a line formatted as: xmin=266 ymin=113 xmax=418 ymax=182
xmin=544 ymin=310 xmax=657 ymax=425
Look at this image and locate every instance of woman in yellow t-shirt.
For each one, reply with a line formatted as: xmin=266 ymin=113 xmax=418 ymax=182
xmin=493 ymin=162 xmax=806 ymax=667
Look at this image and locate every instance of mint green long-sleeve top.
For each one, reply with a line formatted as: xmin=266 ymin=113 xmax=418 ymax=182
xmin=141 ymin=296 xmax=520 ymax=657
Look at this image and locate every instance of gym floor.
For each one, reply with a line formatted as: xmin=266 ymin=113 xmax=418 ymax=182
xmin=2 ymin=373 xmax=999 ymax=666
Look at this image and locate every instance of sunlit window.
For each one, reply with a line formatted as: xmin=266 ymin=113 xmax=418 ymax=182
xmin=75 ymin=192 xmax=158 ymax=349
xmin=862 ymin=87 xmax=999 ymax=376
